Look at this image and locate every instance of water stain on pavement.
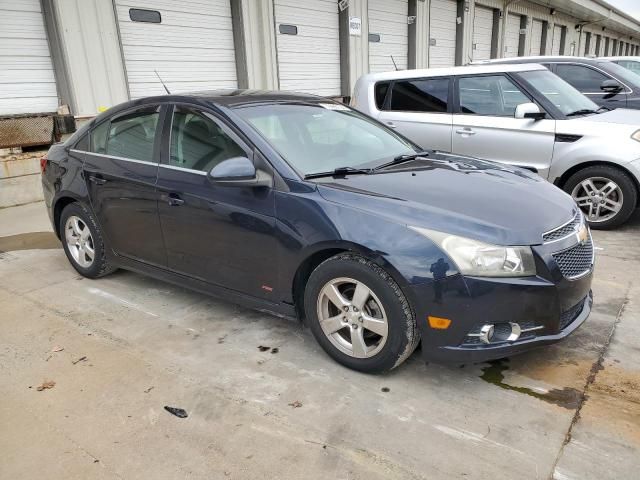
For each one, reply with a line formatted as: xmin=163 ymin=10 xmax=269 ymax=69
xmin=480 ymin=359 xmax=583 ymax=410
xmin=0 ymin=232 xmax=60 ymax=252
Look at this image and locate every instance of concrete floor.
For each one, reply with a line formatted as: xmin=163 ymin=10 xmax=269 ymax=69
xmin=1 ymin=202 xmax=638 ymax=480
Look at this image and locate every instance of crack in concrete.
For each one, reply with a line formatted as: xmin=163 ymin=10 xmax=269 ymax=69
xmin=548 ymin=284 xmax=631 ymax=480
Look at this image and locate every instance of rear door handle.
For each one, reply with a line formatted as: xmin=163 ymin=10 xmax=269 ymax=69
xmin=167 ymin=193 xmax=184 ymax=207
xmin=455 ymin=128 xmax=476 ymax=136
xmin=88 ymin=175 xmax=107 ymax=185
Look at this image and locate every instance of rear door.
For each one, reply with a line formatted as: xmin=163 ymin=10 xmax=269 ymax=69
xmin=552 ymin=63 xmax=628 ymax=109
xmin=451 ymin=74 xmax=556 ymax=175
xmin=155 ymin=104 xmax=278 ymax=300
xmin=84 ymin=104 xmax=167 ymax=266
xmin=376 ymin=76 xmax=452 ymax=151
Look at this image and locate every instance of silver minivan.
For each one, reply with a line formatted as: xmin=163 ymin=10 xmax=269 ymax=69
xmin=353 ymin=63 xmax=640 ymax=229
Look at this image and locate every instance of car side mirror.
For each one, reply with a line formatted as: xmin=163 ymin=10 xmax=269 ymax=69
xmin=514 ymin=102 xmax=546 ymax=120
xmin=600 ymin=79 xmax=623 ymax=93
xmin=209 ymin=157 xmax=272 ymax=188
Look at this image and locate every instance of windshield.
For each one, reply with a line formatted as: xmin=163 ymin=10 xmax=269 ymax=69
xmin=234 ymin=103 xmax=416 ymax=176
xmin=517 ymin=69 xmax=599 ymax=116
xmin=598 ymin=61 xmax=640 ymax=85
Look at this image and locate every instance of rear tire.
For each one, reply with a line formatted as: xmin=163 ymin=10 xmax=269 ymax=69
xmin=303 ymin=253 xmax=419 ymax=373
xmin=564 ymin=165 xmax=637 ymax=230
xmin=60 ymin=202 xmax=116 ymax=278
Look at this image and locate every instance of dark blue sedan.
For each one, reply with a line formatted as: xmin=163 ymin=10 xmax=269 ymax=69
xmin=41 ymin=91 xmax=593 ymax=372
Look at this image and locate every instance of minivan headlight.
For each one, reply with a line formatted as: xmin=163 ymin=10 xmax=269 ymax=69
xmin=410 ymin=226 xmax=536 ymax=277
xmin=632 ymin=130 xmax=640 ymax=142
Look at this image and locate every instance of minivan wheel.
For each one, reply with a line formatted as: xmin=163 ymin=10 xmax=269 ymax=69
xmin=60 ymin=203 xmax=115 ymax=278
xmin=304 ymin=253 xmax=419 ymax=373
xmin=564 ymin=165 xmax=637 ymax=229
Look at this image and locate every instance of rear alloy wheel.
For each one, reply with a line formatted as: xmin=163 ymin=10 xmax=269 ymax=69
xmin=304 ymin=253 xmax=419 ymax=373
xmin=565 ymin=166 xmax=637 ymax=229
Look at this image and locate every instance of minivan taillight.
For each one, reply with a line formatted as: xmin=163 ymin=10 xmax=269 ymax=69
xmin=40 ymin=155 xmax=48 ymax=173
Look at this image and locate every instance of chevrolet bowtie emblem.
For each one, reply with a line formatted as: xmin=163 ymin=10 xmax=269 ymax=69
xmin=576 ymin=224 xmax=589 ymax=245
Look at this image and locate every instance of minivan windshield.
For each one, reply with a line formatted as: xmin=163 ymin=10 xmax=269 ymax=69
xmin=517 ymin=69 xmax=600 ymax=117
xmin=235 ymin=103 xmax=416 ymax=176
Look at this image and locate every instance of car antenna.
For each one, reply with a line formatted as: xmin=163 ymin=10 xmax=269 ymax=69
xmin=154 ymin=69 xmax=171 ymax=94
xmin=390 ymin=55 xmax=399 ymax=71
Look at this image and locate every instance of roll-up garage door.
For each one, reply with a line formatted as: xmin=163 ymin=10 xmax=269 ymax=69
xmin=504 ymin=14 xmax=521 ymax=58
xmin=529 ymin=19 xmax=543 ymax=56
xmin=274 ymin=0 xmax=340 ymax=96
xmin=428 ymin=0 xmax=457 ymax=67
xmin=551 ymin=25 xmax=563 ymax=55
xmin=368 ymin=0 xmax=408 ymax=73
xmin=471 ymin=5 xmax=493 ymax=61
xmin=0 ymin=0 xmax=58 ymax=114
xmin=114 ymin=0 xmax=237 ymax=99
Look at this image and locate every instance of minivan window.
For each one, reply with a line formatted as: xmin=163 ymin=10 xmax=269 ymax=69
xmin=554 ymin=64 xmax=609 ymax=93
xmin=389 ymin=78 xmax=449 ymax=112
xmin=374 ymin=82 xmax=390 ymax=109
xmin=458 ymin=75 xmax=529 ymax=116
xmin=106 ymin=107 xmax=160 ymax=162
xmin=169 ymin=107 xmax=245 ymax=173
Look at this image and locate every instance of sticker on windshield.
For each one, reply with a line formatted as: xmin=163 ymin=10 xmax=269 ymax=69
xmin=319 ymin=103 xmax=350 ymax=111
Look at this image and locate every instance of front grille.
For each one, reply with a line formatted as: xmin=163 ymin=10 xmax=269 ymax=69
xmin=552 ymin=237 xmax=594 ymax=279
xmin=543 ymin=211 xmax=582 ymax=243
xmin=560 ymin=297 xmax=586 ymax=330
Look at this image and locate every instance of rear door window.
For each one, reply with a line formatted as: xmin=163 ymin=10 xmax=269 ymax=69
xmin=389 ymin=78 xmax=449 ymax=112
xmin=554 ymin=64 xmax=609 ymax=93
xmin=105 ymin=106 xmax=160 ymax=162
xmin=457 ymin=75 xmax=530 ymax=116
xmin=90 ymin=121 xmax=110 ymax=154
xmin=374 ymin=82 xmax=390 ymax=109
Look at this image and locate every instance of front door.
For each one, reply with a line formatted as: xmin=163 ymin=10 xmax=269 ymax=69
xmin=83 ymin=104 xmax=167 ymax=267
xmin=156 ymin=105 xmax=278 ymax=300
xmin=451 ymin=74 xmax=556 ymax=176
xmin=552 ymin=63 xmax=628 ymax=110
xmin=376 ymin=76 xmax=453 ymax=152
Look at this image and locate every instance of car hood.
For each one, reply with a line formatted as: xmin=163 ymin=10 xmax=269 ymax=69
xmin=560 ymin=108 xmax=640 ymax=138
xmin=573 ymin=108 xmax=640 ymax=125
xmin=315 ymin=153 xmax=577 ymax=246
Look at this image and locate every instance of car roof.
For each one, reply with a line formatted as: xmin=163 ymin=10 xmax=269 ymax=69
xmin=358 ymin=63 xmax=547 ymax=82
xmin=600 ymin=56 xmax=640 ymax=61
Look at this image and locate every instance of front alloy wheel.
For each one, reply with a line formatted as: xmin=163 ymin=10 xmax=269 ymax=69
xmin=564 ymin=165 xmax=637 ymax=229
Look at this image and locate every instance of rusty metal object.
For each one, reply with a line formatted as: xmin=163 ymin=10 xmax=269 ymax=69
xmin=0 ymin=114 xmax=54 ymax=149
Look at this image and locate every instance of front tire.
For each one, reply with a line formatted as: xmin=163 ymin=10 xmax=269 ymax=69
xmin=60 ymin=202 xmax=115 ymax=278
xmin=564 ymin=165 xmax=637 ymax=229
xmin=304 ymin=253 xmax=419 ymax=373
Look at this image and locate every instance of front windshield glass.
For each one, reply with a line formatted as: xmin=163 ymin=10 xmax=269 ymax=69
xmin=235 ymin=103 xmax=416 ymax=176
xmin=517 ymin=69 xmax=599 ymax=116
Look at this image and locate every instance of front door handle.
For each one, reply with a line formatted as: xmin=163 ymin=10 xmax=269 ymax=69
xmin=386 ymin=121 xmax=398 ymax=129
xmin=88 ymin=175 xmax=107 ymax=185
xmin=167 ymin=193 xmax=184 ymax=207
xmin=455 ymin=128 xmax=476 ymax=136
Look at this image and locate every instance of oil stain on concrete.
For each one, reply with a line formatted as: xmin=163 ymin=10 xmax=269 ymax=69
xmin=480 ymin=359 xmax=583 ymax=410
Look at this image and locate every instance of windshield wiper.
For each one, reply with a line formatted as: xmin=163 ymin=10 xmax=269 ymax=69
xmin=373 ymin=151 xmax=430 ymax=171
xmin=566 ymin=109 xmax=598 ymax=117
xmin=304 ymin=166 xmax=373 ymax=180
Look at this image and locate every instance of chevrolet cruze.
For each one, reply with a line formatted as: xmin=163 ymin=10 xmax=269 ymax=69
xmin=41 ymin=91 xmax=593 ymax=373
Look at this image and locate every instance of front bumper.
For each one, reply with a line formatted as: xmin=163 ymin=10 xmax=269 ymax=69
xmin=407 ymin=267 xmax=593 ymax=364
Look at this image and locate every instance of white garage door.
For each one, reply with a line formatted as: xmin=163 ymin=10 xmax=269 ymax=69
xmin=471 ymin=5 xmax=493 ymax=62
xmin=115 ymin=0 xmax=237 ymax=99
xmin=429 ymin=0 xmax=457 ymax=67
xmin=551 ymin=25 xmax=563 ymax=55
xmin=368 ymin=0 xmax=408 ymax=73
xmin=529 ymin=19 xmax=543 ymax=56
xmin=0 ymin=0 xmax=58 ymax=115
xmin=504 ymin=14 xmax=521 ymax=58
xmin=274 ymin=0 xmax=340 ymax=96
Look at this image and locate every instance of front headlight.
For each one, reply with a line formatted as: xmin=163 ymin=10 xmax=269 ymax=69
xmin=410 ymin=226 xmax=536 ymax=277
xmin=632 ymin=130 xmax=640 ymax=142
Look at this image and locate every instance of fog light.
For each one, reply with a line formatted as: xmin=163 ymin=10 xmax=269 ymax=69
xmin=479 ymin=324 xmax=495 ymax=344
